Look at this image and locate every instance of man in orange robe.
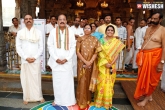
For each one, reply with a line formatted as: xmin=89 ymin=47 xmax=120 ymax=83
xmin=134 ymin=12 xmax=165 ymax=107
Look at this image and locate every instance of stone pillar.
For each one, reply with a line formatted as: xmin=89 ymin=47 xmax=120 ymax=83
xmin=0 ymin=0 xmax=7 ymax=71
xmin=15 ymin=0 xmax=20 ymax=19
xmin=20 ymin=0 xmax=28 ymax=18
xmin=39 ymin=0 xmax=45 ymax=19
xmin=30 ymin=0 xmax=37 ymax=18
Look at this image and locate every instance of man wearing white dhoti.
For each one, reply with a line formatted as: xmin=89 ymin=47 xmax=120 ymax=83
xmin=47 ymin=14 xmax=76 ymax=106
xmin=125 ymin=18 xmax=135 ymax=70
xmin=115 ymin=17 xmax=127 ymax=70
xmin=133 ymin=19 xmax=147 ymax=72
xmin=16 ymin=14 xmax=44 ymax=105
xmin=70 ymin=17 xmax=84 ymax=77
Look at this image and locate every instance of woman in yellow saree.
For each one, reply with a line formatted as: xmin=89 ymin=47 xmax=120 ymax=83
xmin=94 ymin=25 xmax=125 ymax=109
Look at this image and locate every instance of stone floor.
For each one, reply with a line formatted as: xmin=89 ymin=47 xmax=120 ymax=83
xmin=0 ymin=74 xmax=134 ymax=110
xmin=0 ymin=84 xmax=134 ymax=110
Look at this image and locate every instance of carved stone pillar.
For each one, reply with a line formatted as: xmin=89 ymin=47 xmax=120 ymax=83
xmin=39 ymin=0 xmax=45 ymax=19
xmin=20 ymin=0 xmax=28 ymax=18
xmin=15 ymin=0 xmax=20 ymax=19
xmin=30 ymin=0 xmax=37 ymax=18
xmin=0 ymin=0 xmax=7 ymax=71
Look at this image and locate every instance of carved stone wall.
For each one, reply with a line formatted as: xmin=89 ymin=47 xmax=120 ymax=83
xmin=40 ymin=0 xmax=75 ymax=20
xmin=0 ymin=0 xmax=7 ymax=71
xmin=39 ymin=0 xmax=132 ymax=22
xmin=20 ymin=0 xmax=37 ymax=18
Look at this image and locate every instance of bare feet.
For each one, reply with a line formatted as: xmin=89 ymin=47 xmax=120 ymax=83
xmin=137 ymin=96 xmax=150 ymax=107
xmin=23 ymin=101 xmax=28 ymax=105
xmin=52 ymin=102 xmax=56 ymax=106
xmin=149 ymin=95 xmax=153 ymax=101
xmin=40 ymin=98 xmax=45 ymax=103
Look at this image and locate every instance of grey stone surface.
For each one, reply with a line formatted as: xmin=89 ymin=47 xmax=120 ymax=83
xmin=114 ymin=83 xmax=127 ymax=98
xmin=0 ymin=98 xmax=39 ymax=109
xmin=113 ymin=104 xmax=134 ymax=110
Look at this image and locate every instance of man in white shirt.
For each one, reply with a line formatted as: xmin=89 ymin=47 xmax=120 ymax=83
xmin=70 ymin=17 xmax=84 ymax=77
xmin=8 ymin=17 xmax=21 ymax=37
xmin=133 ymin=19 xmax=147 ymax=72
xmin=47 ymin=14 xmax=76 ymax=106
xmin=46 ymin=16 xmax=57 ymax=34
xmin=16 ymin=14 xmax=44 ymax=105
xmin=45 ymin=16 xmax=57 ymax=65
xmin=70 ymin=17 xmax=84 ymax=39
xmin=115 ymin=17 xmax=127 ymax=70
xmin=125 ymin=18 xmax=135 ymax=70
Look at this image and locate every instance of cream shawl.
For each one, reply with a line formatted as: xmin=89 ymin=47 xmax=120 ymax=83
xmin=19 ymin=27 xmax=40 ymax=43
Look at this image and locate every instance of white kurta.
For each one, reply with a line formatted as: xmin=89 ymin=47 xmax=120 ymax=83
xmin=70 ymin=25 xmax=84 ymax=77
xmin=133 ymin=27 xmax=142 ymax=69
xmin=8 ymin=25 xmax=21 ymax=33
xmin=47 ymin=28 xmax=76 ymax=106
xmin=46 ymin=23 xmax=57 ymax=34
xmin=133 ymin=26 xmax=147 ymax=69
xmin=116 ymin=26 xmax=127 ymax=70
xmin=16 ymin=27 xmax=43 ymax=102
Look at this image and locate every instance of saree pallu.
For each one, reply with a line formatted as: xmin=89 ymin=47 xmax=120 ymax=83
xmin=134 ymin=48 xmax=162 ymax=100
xmin=94 ymin=38 xmax=125 ymax=109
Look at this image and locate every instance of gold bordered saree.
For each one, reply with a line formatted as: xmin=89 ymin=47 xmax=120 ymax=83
xmin=76 ymin=36 xmax=102 ymax=109
xmin=94 ymin=37 xmax=125 ymax=109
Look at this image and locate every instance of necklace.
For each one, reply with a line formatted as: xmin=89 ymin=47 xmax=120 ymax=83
xmin=146 ymin=25 xmax=160 ymax=41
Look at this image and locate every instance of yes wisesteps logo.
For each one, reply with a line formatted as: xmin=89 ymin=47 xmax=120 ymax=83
xmin=137 ymin=1 xmax=164 ymax=9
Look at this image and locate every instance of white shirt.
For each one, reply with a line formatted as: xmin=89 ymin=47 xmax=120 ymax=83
xmin=70 ymin=25 xmax=84 ymax=37
xmin=8 ymin=25 xmax=21 ymax=33
xmin=141 ymin=26 xmax=148 ymax=38
xmin=16 ymin=27 xmax=43 ymax=64
xmin=117 ymin=26 xmax=127 ymax=39
xmin=46 ymin=23 xmax=57 ymax=34
xmin=134 ymin=26 xmax=147 ymax=49
xmin=47 ymin=28 xmax=76 ymax=71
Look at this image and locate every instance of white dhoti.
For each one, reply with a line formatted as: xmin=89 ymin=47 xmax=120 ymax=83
xmin=124 ymin=37 xmax=134 ymax=65
xmin=161 ymin=64 xmax=165 ymax=91
xmin=116 ymin=50 xmax=124 ymax=70
xmin=20 ymin=63 xmax=43 ymax=102
xmin=124 ymin=46 xmax=134 ymax=64
xmin=52 ymin=70 xmax=76 ymax=106
xmin=132 ymin=49 xmax=139 ymax=69
xmin=72 ymin=52 xmax=77 ymax=77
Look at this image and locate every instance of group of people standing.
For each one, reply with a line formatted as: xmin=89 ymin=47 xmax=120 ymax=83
xmin=46 ymin=14 xmax=125 ymax=109
xmin=8 ymin=11 xmax=165 ymax=110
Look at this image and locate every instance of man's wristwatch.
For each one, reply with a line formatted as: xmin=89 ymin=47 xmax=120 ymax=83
xmin=160 ymin=60 xmax=164 ymax=64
